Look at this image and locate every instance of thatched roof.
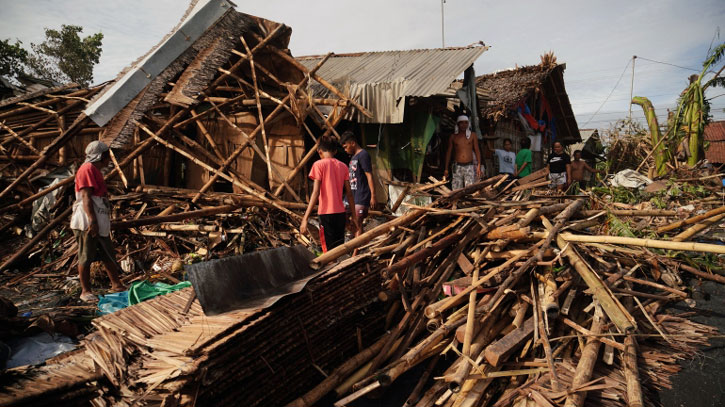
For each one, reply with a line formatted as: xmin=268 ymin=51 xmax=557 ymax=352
xmin=476 ymin=64 xmax=581 ymax=143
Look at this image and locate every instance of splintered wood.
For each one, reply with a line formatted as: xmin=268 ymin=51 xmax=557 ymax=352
xmin=1 ymin=172 xmax=724 ymax=407
xmin=0 ymin=11 xmax=367 ymax=296
xmin=286 ymin=176 xmax=721 ymax=407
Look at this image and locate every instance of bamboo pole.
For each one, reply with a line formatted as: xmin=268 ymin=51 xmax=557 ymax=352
xmin=672 ymin=212 xmax=725 ymax=242
xmin=0 ymin=120 xmax=40 ymax=154
xmin=622 ymin=334 xmax=644 ymax=407
xmin=461 ymin=261 xmax=480 ymax=384
xmin=112 ymin=203 xmax=244 ymax=229
xmin=564 ymin=307 xmax=604 ymax=407
xmin=561 ymin=232 xmax=725 ymax=255
xmin=403 ymin=353 xmax=441 ymax=407
xmin=534 ymin=278 xmax=562 ymax=392
xmin=657 ymin=205 xmax=725 ymax=233
xmin=239 ymin=35 xmax=274 ymax=191
xmin=547 ymin=229 xmax=636 ymax=333
xmin=448 ymin=305 xmax=509 ymax=392
xmin=579 ymin=209 xmax=678 ymax=217
xmin=286 ymin=333 xmax=389 ymax=407
xmin=385 ymin=231 xmax=460 ymax=277
xmin=252 ymin=33 xmax=371 ymax=119
xmin=310 ymin=208 xmax=426 ymax=269
xmin=0 ymin=207 xmax=72 ymax=271
xmin=0 ymin=114 xmax=89 ymax=200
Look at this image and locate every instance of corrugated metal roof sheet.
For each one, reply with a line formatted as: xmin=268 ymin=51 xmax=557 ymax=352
xmin=297 ymin=46 xmax=487 ymax=123
xmin=569 ymin=129 xmax=597 ymax=153
xmin=705 ymin=121 xmax=725 ymax=164
xmin=84 ymin=0 xmax=233 ymax=127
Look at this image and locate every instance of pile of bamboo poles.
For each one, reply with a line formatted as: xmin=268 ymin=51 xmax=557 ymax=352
xmin=282 ymin=177 xmax=724 ymax=407
xmin=2 ymin=173 xmax=724 ymax=406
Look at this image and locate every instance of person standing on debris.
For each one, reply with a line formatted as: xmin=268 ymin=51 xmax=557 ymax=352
xmin=547 ymin=141 xmax=571 ymax=192
xmin=444 ymin=115 xmax=482 ymax=189
xmin=71 ymin=141 xmax=125 ymax=302
xmin=514 ymin=137 xmax=533 ymax=178
xmin=341 ymin=131 xmax=375 ymax=235
xmin=492 ymin=138 xmax=516 ymax=179
xmin=570 ymin=149 xmax=603 ymax=188
xmin=301 ymin=136 xmax=357 ymax=252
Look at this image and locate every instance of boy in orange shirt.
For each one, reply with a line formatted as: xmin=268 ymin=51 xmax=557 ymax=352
xmin=300 ymin=137 xmax=357 ymax=252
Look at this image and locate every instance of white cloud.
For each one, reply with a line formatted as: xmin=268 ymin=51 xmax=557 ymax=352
xmin=1 ymin=0 xmax=723 ymax=131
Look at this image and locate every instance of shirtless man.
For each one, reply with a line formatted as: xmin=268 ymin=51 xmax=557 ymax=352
xmin=444 ymin=115 xmax=482 ymax=190
xmin=570 ymin=150 xmax=603 ymax=188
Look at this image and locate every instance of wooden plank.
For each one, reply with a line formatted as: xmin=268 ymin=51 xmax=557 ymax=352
xmin=483 ymin=316 xmax=535 ymax=367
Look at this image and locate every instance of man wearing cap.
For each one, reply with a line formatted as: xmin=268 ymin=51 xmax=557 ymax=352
xmin=70 ymin=141 xmax=125 ymax=302
xmin=444 ymin=115 xmax=482 ymax=189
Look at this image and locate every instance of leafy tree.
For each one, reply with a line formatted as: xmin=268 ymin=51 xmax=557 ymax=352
xmin=0 ymin=39 xmax=28 ymax=79
xmin=25 ymin=25 xmax=103 ymax=87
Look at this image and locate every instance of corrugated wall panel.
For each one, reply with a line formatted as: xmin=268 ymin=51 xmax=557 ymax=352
xmin=298 ymin=46 xmax=486 ymax=123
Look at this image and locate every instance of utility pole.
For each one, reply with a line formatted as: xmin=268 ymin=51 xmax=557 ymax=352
xmin=441 ymin=0 xmax=446 ymax=48
xmin=628 ymin=55 xmax=636 ymax=122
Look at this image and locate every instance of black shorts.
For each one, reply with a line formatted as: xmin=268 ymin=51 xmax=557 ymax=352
xmin=319 ymin=212 xmax=346 ymax=252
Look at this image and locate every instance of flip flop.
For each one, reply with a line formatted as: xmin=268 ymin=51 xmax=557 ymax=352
xmin=80 ymin=293 xmax=98 ymax=303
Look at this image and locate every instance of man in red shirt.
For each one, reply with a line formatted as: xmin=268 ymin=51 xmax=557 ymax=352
xmin=300 ymin=136 xmax=357 ymax=252
xmin=70 ymin=141 xmax=125 ymax=302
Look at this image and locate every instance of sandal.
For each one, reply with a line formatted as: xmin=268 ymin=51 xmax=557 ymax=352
xmin=80 ymin=293 xmax=98 ymax=303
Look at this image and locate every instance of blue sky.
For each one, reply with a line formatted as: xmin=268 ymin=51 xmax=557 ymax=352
xmin=1 ymin=0 xmax=724 ymax=132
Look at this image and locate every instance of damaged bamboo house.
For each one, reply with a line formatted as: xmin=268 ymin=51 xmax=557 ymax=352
xmin=0 ymin=0 xmax=374 ymax=276
xmin=2 ymin=0 xmax=725 ymax=406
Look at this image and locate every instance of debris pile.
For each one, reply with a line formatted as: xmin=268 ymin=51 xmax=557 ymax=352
xmin=0 ymin=6 xmax=370 ymax=313
xmin=0 ymin=168 xmax=724 ymax=406
xmin=288 ymin=174 xmax=724 ymax=407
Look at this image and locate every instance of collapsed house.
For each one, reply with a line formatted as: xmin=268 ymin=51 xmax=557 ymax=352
xmin=2 ymin=1 xmax=725 ymax=407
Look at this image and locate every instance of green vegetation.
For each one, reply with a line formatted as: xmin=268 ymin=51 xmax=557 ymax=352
xmin=0 ymin=25 xmax=103 ymax=87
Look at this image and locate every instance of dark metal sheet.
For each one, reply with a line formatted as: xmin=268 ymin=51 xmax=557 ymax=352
xmin=185 ymin=245 xmax=317 ymax=316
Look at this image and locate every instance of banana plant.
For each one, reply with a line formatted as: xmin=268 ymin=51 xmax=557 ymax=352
xmin=671 ymin=43 xmax=724 ymax=165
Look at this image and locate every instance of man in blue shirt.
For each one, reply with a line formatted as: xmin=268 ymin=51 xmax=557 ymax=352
xmin=341 ymin=131 xmax=376 ymax=235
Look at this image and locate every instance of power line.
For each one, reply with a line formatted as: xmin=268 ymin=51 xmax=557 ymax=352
xmin=635 ymin=56 xmax=701 ymax=73
xmin=581 ymin=59 xmax=632 ymax=127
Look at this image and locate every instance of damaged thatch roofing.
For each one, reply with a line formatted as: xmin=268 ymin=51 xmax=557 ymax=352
xmin=84 ymin=0 xmax=292 ymax=148
xmin=476 ymin=64 xmax=581 ymax=143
